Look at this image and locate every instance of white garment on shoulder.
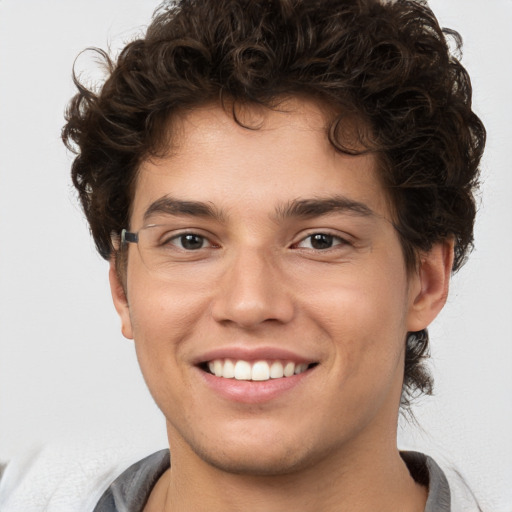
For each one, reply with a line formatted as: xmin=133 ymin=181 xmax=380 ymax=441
xmin=0 ymin=440 xmax=150 ymax=512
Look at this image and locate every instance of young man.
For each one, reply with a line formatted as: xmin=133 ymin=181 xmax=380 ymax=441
xmin=62 ymin=0 xmax=484 ymax=510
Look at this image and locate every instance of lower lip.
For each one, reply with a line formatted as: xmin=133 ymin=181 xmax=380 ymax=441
xmin=197 ymin=367 xmax=313 ymax=404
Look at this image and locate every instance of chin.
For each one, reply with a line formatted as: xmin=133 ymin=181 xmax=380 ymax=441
xmin=176 ymin=421 xmax=336 ymax=478
xmin=192 ymin=444 xmax=312 ymax=477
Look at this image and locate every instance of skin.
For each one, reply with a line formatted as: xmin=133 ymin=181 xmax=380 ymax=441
xmin=110 ymin=98 xmax=453 ymax=512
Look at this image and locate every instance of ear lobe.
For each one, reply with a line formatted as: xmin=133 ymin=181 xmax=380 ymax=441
xmin=109 ymin=258 xmax=134 ymax=340
xmin=407 ymin=239 xmax=454 ymax=332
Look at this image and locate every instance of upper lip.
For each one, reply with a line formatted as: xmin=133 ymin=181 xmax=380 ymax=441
xmin=193 ymin=346 xmax=317 ymax=365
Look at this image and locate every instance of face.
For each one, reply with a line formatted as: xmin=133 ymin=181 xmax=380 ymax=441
xmin=111 ymin=99 xmax=447 ymax=476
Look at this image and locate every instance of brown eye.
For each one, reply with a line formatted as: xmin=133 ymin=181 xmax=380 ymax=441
xmin=169 ymin=233 xmax=209 ymax=250
xmin=297 ymin=233 xmax=347 ymax=250
xmin=309 ymin=233 xmax=334 ymax=250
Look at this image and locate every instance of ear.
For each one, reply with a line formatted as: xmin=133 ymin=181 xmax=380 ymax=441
xmin=109 ymin=258 xmax=134 ymax=340
xmin=406 ymin=239 xmax=454 ymax=332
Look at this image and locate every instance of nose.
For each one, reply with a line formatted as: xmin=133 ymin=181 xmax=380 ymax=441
xmin=211 ymin=247 xmax=295 ymax=328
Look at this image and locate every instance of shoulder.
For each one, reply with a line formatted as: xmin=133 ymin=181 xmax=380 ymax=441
xmin=401 ymin=450 xmax=484 ymax=512
xmin=401 ymin=451 xmax=451 ymax=512
xmin=93 ymin=450 xmax=170 ymax=512
xmin=0 ymin=441 xmax=156 ymax=512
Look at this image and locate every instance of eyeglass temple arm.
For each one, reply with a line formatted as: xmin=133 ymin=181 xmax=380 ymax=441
xmin=121 ymin=229 xmax=139 ymax=244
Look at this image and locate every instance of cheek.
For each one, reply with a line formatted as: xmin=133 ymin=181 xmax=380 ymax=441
xmin=304 ymin=263 xmax=410 ymax=377
xmin=126 ymin=288 xmax=201 ymax=418
xmin=306 ymin=281 xmax=409 ymax=431
xmin=127 ymin=263 xmax=211 ymax=340
xmin=126 ymin=272 xmax=211 ymax=386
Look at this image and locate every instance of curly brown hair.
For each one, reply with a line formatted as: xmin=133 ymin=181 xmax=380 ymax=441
xmin=62 ymin=0 xmax=486 ymax=408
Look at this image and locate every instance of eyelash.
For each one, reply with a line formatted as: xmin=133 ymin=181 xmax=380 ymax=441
xmin=292 ymin=232 xmax=351 ymax=251
xmin=161 ymin=231 xmax=351 ymax=252
xmin=163 ymin=232 xmax=215 ymax=250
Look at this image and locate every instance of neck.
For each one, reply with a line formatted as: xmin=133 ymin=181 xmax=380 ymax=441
xmin=147 ymin=429 xmax=427 ymax=512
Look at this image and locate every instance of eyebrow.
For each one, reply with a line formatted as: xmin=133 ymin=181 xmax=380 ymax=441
xmin=143 ymin=196 xmax=226 ymax=224
xmin=142 ymin=194 xmax=377 ymax=225
xmin=273 ymin=196 xmax=376 ymax=220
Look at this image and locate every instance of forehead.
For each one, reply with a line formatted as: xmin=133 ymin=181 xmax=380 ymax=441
xmin=132 ymin=98 xmax=389 ymax=225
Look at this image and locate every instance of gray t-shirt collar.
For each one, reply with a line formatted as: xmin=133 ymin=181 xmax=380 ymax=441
xmin=94 ymin=449 xmax=450 ymax=512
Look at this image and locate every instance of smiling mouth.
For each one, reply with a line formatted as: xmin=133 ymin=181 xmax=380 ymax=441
xmin=200 ymin=359 xmax=318 ymax=382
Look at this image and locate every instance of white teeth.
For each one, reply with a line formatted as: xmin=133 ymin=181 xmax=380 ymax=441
xmin=294 ymin=363 xmax=308 ymax=375
xmin=283 ymin=362 xmax=295 ymax=377
xmin=251 ymin=361 xmax=270 ymax=381
xmin=206 ymin=359 xmax=311 ymax=381
xmin=222 ymin=358 xmax=235 ymax=378
xmin=213 ymin=359 xmax=223 ymax=377
xmin=234 ymin=360 xmax=252 ymax=380
xmin=269 ymin=361 xmax=284 ymax=378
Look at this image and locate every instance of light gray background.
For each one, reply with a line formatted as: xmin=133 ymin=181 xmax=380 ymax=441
xmin=0 ymin=1 xmax=510 ymax=510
